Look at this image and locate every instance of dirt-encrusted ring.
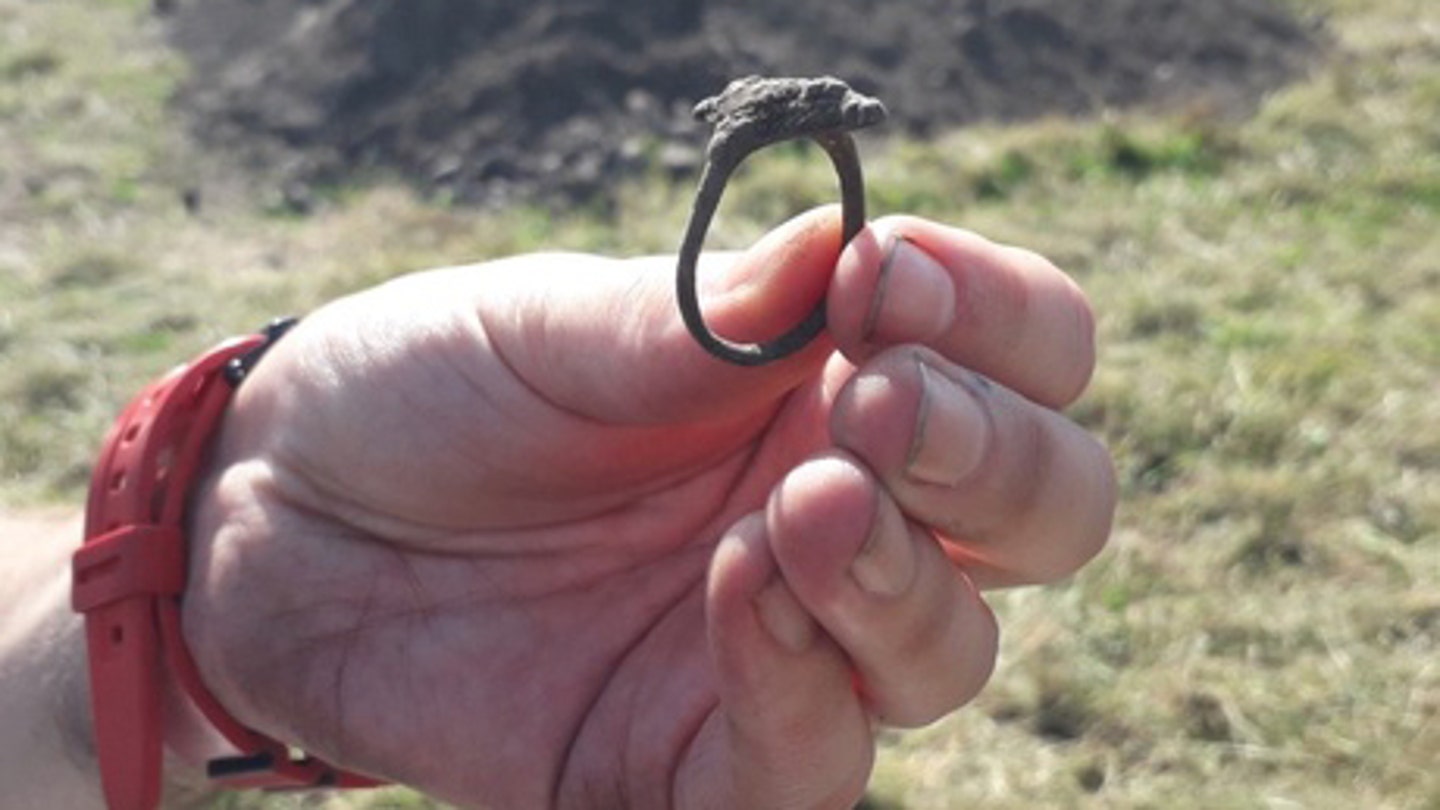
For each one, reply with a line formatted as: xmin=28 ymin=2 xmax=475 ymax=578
xmin=675 ymin=76 xmax=887 ymax=367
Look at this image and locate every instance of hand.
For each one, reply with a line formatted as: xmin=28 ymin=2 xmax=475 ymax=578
xmin=182 ymin=208 xmax=1115 ymax=808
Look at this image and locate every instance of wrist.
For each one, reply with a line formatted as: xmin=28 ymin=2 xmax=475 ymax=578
xmin=0 ymin=515 xmax=105 ymax=808
xmin=72 ymin=324 xmax=383 ymax=809
xmin=177 ymin=444 xmax=272 ymax=751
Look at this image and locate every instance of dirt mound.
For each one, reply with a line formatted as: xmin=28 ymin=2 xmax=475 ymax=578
xmin=168 ymin=0 xmax=1323 ymax=207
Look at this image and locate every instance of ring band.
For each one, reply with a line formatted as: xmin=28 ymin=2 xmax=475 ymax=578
xmin=675 ymin=132 xmax=866 ymax=367
xmin=674 ymin=76 xmax=882 ymax=367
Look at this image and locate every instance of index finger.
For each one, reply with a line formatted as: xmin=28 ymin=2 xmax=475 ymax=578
xmin=829 ymin=215 xmax=1097 ymax=409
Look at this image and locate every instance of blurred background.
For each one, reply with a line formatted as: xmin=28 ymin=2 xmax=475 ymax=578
xmin=2 ymin=0 xmax=1436 ymax=807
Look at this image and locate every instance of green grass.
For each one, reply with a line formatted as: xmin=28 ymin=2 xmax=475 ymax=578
xmin=3 ymin=0 xmax=1437 ymax=807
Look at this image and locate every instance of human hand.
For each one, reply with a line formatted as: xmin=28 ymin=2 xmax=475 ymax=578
xmin=181 ymin=208 xmax=1115 ymax=808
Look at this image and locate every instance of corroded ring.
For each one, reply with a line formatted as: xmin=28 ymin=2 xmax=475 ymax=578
xmin=675 ymin=76 xmax=885 ymax=367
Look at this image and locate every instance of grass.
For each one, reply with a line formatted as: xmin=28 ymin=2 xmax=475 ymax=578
xmin=3 ymin=0 xmax=1437 ymax=807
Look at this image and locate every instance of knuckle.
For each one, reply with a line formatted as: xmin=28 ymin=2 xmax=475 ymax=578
xmin=871 ymin=558 xmax=997 ymax=728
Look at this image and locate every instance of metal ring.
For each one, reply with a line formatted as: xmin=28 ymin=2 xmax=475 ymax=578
xmin=674 ymin=130 xmax=867 ymax=367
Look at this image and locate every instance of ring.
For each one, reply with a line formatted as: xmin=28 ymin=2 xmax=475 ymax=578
xmin=675 ymin=76 xmax=886 ymax=367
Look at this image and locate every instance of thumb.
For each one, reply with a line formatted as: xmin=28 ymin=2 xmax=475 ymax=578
xmin=477 ymin=206 xmax=845 ymax=425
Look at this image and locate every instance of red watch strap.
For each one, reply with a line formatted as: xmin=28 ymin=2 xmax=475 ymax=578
xmin=73 ymin=329 xmax=383 ymax=810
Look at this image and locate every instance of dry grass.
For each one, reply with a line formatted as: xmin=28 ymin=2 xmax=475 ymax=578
xmin=867 ymin=1 xmax=1440 ymax=806
xmin=2 ymin=0 xmax=1437 ymax=807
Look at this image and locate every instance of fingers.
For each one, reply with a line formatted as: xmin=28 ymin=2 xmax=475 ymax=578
xmin=695 ymin=513 xmax=873 ymax=810
xmin=695 ymin=454 xmax=999 ymax=805
xmin=764 ymin=455 xmax=1000 ymax=727
xmin=825 ymin=216 xmax=1113 ymax=586
xmin=471 ymin=208 xmax=844 ymax=426
xmin=829 ymin=215 xmax=1097 ymax=408
xmin=830 ymin=347 xmax=1117 ymax=588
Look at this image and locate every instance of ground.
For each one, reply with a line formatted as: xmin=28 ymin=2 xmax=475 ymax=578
xmin=166 ymin=0 xmax=1323 ymax=206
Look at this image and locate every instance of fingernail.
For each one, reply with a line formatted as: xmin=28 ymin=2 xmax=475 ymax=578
xmin=863 ymin=236 xmax=956 ymax=345
xmin=906 ymin=361 xmax=990 ymax=488
xmin=850 ymin=498 xmax=916 ymax=598
xmin=754 ymin=576 xmax=818 ymax=653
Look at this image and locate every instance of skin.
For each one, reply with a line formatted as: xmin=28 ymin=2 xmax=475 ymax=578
xmin=0 ymin=208 xmax=1115 ymax=809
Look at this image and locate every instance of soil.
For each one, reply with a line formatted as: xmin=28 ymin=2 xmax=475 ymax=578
xmin=165 ymin=0 xmax=1325 ymax=208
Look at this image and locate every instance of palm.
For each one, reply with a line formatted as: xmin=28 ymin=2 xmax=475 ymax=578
xmin=198 ymin=261 xmax=839 ymax=805
xmin=342 ymin=395 xmax=825 ymax=808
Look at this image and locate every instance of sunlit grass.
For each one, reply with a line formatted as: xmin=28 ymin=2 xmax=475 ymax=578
xmin=2 ymin=0 xmax=1437 ymax=807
